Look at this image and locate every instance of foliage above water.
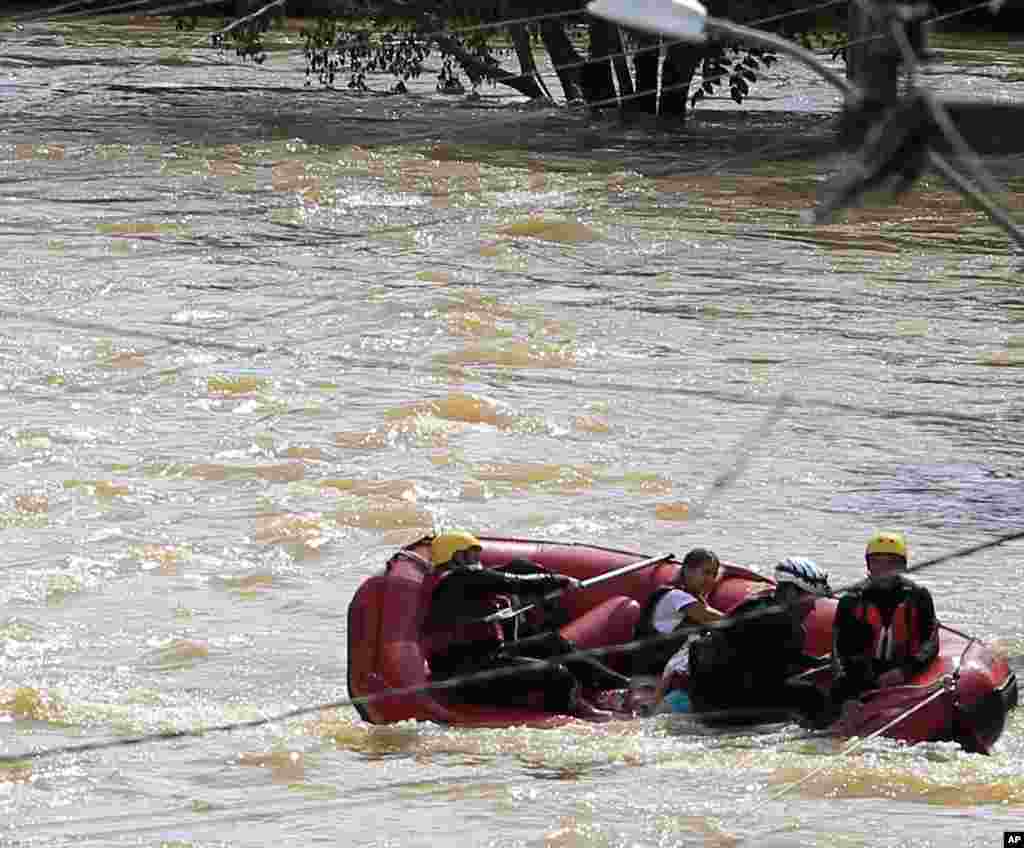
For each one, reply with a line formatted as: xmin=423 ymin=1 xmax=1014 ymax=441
xmin=302 ymin=17 xmax=431 ymax=91
xmin=300 ymin=15 xmax=513 ymax=94
xmin=692 ymin=46 xmax=779 ymax=106
xmin=63 ymin=0 xmax=840 ymax=119
xmin=32 ymin=2 xmax=855 ymax=120
xmin=175 ymin=10 xmax=270 ymax=64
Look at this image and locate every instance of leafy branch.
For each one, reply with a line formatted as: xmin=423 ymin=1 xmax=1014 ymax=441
xmin=691 ymin=45 xmax=778 ymax=106
xmin=302 ymin=19 xmax=431 ymax=91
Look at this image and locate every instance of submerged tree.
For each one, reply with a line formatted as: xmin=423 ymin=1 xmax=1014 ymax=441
xmin=201 ymin=0 xmax=840 ymax=121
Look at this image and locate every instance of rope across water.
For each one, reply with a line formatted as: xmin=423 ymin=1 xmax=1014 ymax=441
xmin=2 ymin=529 xmax=1020 ymax=766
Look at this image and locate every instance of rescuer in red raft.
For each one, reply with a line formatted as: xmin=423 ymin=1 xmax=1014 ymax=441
xmin=828 ymin=531 xmax=940 ymax=713
xmin=421 ymin=530 xmax=628 ymax=721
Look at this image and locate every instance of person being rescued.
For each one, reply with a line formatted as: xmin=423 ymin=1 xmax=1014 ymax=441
xmin=826 ymin=531 xmax=939 ymax=721
xmin=629 ymin=547 xmax=724 ymax=677
xmin=659 ymin=557 xmax=834 ymax=722
xmin=421 ymin=530 xmax=630 ymax=721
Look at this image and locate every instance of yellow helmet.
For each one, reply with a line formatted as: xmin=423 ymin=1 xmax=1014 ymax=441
xmin=866 ymin=531 xmax=908 ymax=559
xmin=430 ymin=530 xmax=481 ymax=567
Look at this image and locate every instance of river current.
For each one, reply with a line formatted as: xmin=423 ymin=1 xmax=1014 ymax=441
xmin=1 ymin=11 xmax=1023 ymax=848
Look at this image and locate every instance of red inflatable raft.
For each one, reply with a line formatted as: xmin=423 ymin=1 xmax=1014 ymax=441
xmin=346 ymin=536 xmax=1018 ymax=752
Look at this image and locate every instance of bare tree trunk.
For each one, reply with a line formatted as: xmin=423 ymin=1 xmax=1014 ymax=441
xmin=430 ymin=24 xmax=545 ymax=99
xmin=658 ymin=42 xmax=702 ymax=119
xmin=608 ymin=26 xmax=633 ymax=100
xmin=626 ymin=33 xmax=659 ymax=114
xmin=581 ymin=19 xmax=618 ymax=109
xmin=509 ymin=23 xmax=553 ymax=102
xmin=539 ymin=20 xmax=585 ymax=104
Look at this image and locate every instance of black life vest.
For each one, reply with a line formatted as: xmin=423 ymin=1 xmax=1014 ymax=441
xmin=635 ymin=586 xmax=676 ymax=639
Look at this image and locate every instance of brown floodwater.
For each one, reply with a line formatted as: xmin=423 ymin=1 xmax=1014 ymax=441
xmin=1 ymin=11 xmax=1023 ymax=848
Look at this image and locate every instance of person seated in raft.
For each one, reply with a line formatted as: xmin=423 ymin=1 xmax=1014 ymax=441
xmin=494 ymin=555 xmax=633 ymax=691
xmin=493 ymin=555 xmax=573 ymax=637
xmin=629 ymin=547 xmax=725 ymax=676
xmin=682 ymin=557 xmax=833 ymax=722
xmin=826 ymin=531 xmax=939 ymax=719
xmin=421 ymin=530 xmax=619 ymax=720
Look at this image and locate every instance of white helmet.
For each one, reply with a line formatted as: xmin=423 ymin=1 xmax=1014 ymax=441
xmin=774 ymin=557 xmax=831 ymax=597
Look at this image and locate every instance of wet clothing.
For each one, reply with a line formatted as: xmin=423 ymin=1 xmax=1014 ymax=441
xmin=429 ymin=631 xmax=583 ymax=714
xmin=828 ymin=573 xmax=938 ymax=706
xmin=648 ymin=588 xmax=700 ymax=635
xmin=423 ymin=561 xmax=627 ymax=714
xmin=686 ymin=591 xmax=828 ymax=723
xmin=496 ymin=557 xmax=571 ymax=639
xmin=662 ymin=689 xmax=693 ymax=713
xmin=494 ymin=558 xmax=631 ymax=691
xmin=629 ymin=586 xmax=701 ymax=675
xmin=425 ymin=563 xmax=566 ymax=658
xmin=657 ymin=633 xmax=702 ymax=711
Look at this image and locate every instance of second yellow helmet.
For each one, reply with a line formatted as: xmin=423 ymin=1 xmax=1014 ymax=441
xmin=430 ymin=530 xmax=482 ymax=567
xmin=866 ymin=531 xmax=908 ymax=559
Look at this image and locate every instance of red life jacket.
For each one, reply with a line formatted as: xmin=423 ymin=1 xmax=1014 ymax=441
xmin=852 ymin=598 xmax=922 ymax=667
xmin=421 ymin=569 xmax=512 ymax=662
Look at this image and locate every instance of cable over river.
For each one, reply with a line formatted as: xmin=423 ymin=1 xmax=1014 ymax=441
xmin=1 ymin=12 xmax=1023 ymax=847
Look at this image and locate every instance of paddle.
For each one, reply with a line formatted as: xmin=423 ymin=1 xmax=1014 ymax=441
xmin=482 ymin=552 xmax=675 ymax=623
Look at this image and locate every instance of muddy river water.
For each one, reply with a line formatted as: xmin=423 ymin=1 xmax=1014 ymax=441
xmin=1 ymin=12 xmax=1023 ymax=847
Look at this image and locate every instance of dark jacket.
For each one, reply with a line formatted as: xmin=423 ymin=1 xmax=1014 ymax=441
xmin=832 ymin=573 xmax=939 ymax=690
xmin=688 ymin=591 xmax=821 ymax=709
xmin=421 ymin=563 xmax=585 ymax=715
xmin=424 ymin=564 xmax=567 ymax=670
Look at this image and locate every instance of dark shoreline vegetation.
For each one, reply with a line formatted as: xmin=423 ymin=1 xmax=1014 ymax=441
xmin=2 ymin=0 xmax=1022 ymax=29
xmin=5 ymin=1 xmax=1021 ymax=126
xmin=2 ymin=1 xmax=1021 ymax=153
